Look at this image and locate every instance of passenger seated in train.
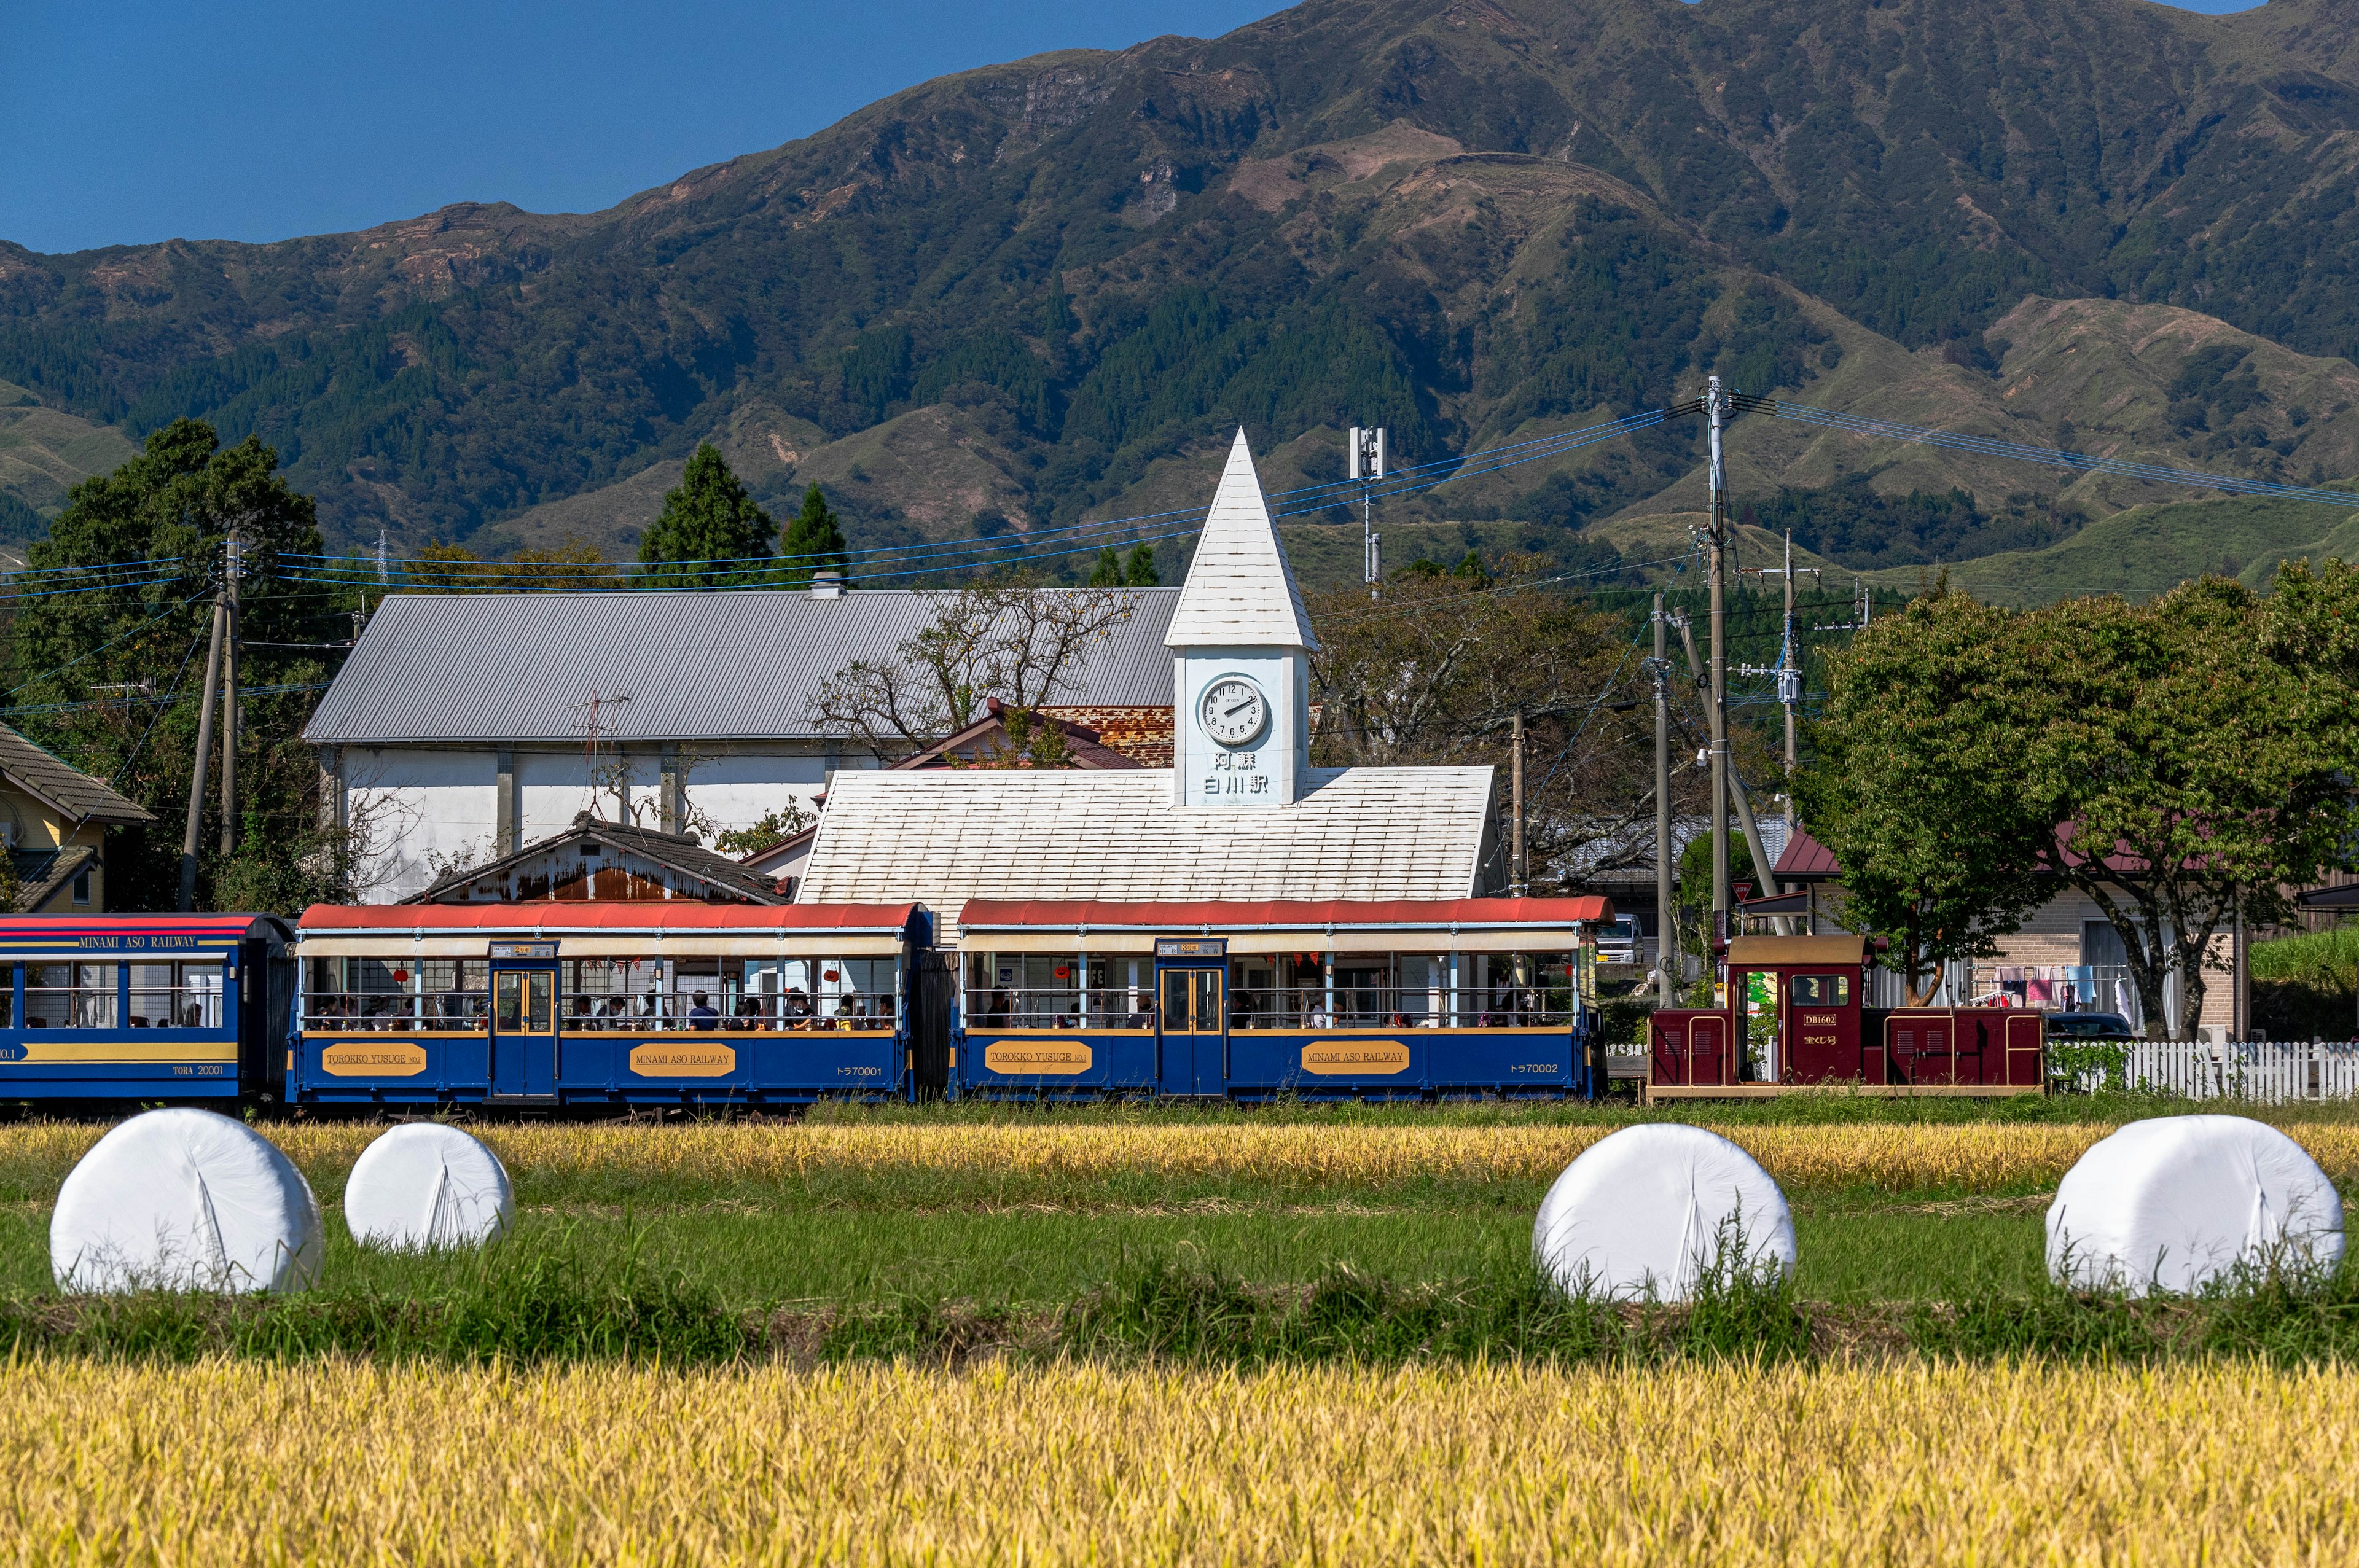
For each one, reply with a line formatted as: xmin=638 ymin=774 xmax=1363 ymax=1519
xmin=1232 ymin=991 xmax=1257 ymax=1030
xmin=687 ymin=992 xmax=720 ymax=1031
xmin=783 ymin=986 xmax=814 ymax=1027
xmin=571 ymin=996 xmax=597 ymax=1031
xmin=732 ymin=996 xmax=764 ymax=1031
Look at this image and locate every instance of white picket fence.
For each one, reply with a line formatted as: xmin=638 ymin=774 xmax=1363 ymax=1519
xmin=2094 ymin=1040 xmax=2359 ymax=1103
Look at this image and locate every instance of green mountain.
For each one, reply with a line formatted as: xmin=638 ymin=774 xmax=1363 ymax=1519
xmin=6 ymin=0 xmax=2359 ymax=592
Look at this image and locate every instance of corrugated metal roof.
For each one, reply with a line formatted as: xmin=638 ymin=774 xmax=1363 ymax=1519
xmin=303 ymin=588 xmax=1180 ymax=744
xmin=796 ymin=766 xmax=1498 ymax=936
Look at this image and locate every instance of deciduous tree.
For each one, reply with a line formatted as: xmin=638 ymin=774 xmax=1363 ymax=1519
xmin=8 ymin=419 xmax=340 ymax=908
xmin=1795 ymin=589 xmax=2052 ymax=1005
xmin=2020 ymin=579 xmax=2357 ymax=1039
xmin=809 ymin=575 xmax=1138 ymax=755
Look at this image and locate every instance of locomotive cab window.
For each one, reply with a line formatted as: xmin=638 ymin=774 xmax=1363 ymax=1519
xmin=1789 ymin=973 xmax=1852 ymax=1007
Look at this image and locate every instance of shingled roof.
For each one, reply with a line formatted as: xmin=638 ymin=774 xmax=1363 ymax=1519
xmin=1164 ymin=429 xmax=1318 ymax=653
xmin=796 ymin=766 xmax=1499 ymax=935
xmin=0 ymin=723 xmax=152 ymax=828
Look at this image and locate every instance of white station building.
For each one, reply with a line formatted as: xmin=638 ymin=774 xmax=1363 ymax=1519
xmin=797 ymin=430 xmax=1506 ymax=931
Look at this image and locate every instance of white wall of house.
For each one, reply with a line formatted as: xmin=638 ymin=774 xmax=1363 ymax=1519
xmin=340 ymin=741 xmax=867 ymax=902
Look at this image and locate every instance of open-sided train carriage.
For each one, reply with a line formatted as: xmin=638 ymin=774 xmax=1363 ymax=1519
xmin=1651 ymin=934 xmax=2044 ymax=1097
xmin=292 ymin=903 xmax=933 ymax=1109
xmin=953 ymin=898 xmax=1614 ymax=1101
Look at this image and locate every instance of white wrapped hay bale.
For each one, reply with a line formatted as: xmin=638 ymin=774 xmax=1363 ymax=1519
xmin=343 ymin=1123 xmax=514 ymax=1251
xmin=2047 ymin=1115 xmax=2345 ymax=1295
xmin=50 ymin=1109 xmax=323 ymax=1295
xmin=1533 ymin=1125 xmax=1796 ymax=1301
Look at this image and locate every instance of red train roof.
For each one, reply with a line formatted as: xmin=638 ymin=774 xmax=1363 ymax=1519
xmin=0 ymin=913 xmax=291 ymax=943
xmin=297 ymin=902 xmax=924 ymax=934
xmin=957 ymin=897 xmax=1613 ymax=930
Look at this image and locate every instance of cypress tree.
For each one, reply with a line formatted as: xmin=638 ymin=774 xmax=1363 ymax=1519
xmin=638 ymin=444 xmax=773 ymax=588
xmin=1122 ymin=543 xmax=1160 ymax=586
xmin=780 ymin=484 xmax=851 ymax=587
xmin=1088 ymin=547 xmax=1123 ymax=586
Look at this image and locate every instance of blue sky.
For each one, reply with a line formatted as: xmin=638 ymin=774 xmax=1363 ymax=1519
xmin=4 ymin=0 xmax=2263 ymax=255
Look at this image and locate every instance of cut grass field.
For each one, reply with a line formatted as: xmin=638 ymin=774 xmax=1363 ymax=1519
xmin=4 ymin=1357 xmax=2355 ymax=1564
xmin=0 ymin=1096 xmax=2332 ymax=1320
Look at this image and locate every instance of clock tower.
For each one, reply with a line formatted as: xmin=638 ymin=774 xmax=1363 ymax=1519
xmin=1165 ymin=429 xmax=1318 ymax=808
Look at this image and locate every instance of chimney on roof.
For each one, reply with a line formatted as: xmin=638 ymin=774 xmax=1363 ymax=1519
xmin=810 ymin=571 xmax=843 ymax=600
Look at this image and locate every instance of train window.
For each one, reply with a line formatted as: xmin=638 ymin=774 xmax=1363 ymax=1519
xmin=130 ymin=963 xmax=224 ymax=1029
xmin=1159 ymin=969 xmax=1223 ymax=1033
xmin=1789 ymin=973 xmax=1852 ymax=1007
xmin=25 ymin=964 xmax=115 ymax=1029
xmin=492 ymin=971 xmax=555 ymax=1033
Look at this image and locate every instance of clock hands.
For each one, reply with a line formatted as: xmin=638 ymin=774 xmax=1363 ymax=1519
xmin=1222 ymin=700 xmax=1256 ymax=719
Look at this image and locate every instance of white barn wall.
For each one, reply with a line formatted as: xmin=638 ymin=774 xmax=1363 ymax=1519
xmin=345 ymin=747 xmax=497 ymax=902
xmin=345 ymin=742 xmax=874 ymax=903
xmin=678 ymin=747 xmax=839 ymax=840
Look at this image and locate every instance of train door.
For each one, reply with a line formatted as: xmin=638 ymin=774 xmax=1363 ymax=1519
xmin=2005 ymin=1013 xmax=2044 ymax=1086
xmin=1686 ymin=1013 xmax=1727 ymax=1085
xmin=1783 ymin=970 xmax=1861 ymax=1083
xmin=1157 ymin=963 xmax=1226 ymax=1095
xmin=911 ymin=950 xmax=955 ymax=1100
xmin=488 ymin=943 xmax=558 ymax=1099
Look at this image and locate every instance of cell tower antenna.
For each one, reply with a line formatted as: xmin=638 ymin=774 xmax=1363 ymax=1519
xmin=1348 ymin=425 xmax=1385 ymax=600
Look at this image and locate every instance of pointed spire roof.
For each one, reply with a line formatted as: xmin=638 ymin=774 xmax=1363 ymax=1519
xmin=1164 ymin=429 xmax=1319 ymax=652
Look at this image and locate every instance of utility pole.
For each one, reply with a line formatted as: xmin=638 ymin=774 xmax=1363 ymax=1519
xmin=178 ymin=574 xmax=229 ymax=912
xmin=1651 ymin=594 xmax=1674 ymax=1006
xmin=218 ymin=528 xmax=241 ymax=857
xmin=1349 ymin=426 xmax=1385 ymax=599
xmin=1704 ymin=375 xmax=1731 ymax=964
xmin=1510 ymin=709 xmax=1525 ymax=897
xmin=1742 ymin=532 xmax=1818 ymax=825
xmin=1780 ymin=531 xmax=1797 ymax=819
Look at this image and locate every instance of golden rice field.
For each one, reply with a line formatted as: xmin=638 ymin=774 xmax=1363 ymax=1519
xmin=6 ymin=1117 xmax=2359 ymax=1192
xmin=1 ymin=1357 xmax=2352 ymax=1564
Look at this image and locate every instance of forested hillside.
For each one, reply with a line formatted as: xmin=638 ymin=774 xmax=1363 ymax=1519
xmin=6 ymin=0 xmax=2359 ymax=583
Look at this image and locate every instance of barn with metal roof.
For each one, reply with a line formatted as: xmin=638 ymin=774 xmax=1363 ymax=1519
xmin=308 ymin=587 xmax=1178 ymax=902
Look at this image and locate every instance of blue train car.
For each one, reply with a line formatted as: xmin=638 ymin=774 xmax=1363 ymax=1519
xmin=0 ymin=913 xmax=297 ymax=1106
xmin=292 ymin=902 xmax=931 ymax=1110
xmin=952 ymin=898 xmax=1613 ymax=1101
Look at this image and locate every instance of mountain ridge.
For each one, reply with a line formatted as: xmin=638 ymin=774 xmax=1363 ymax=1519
xmin=6 ymin=0 xmax=2359 ymax=597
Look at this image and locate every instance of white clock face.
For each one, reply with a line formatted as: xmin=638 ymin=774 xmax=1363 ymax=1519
xmin=1199 ymin=677 xmax=1269 ymax=748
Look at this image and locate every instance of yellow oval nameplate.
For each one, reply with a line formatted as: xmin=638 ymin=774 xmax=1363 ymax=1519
xmin=629 ymin=1042 xmax=738 ymax=1077
xmin=984 ymin=1040 xmax=1093 ymax=1074
xmin=1301 ymin=1040 xmax=1410 ymax=1076
xmin=320 ymin=1040 xmax=429 ymax=1078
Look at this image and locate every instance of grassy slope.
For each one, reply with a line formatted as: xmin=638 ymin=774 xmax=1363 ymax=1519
xmin=1866 ymin=491 xmax=2359 ymax=606
xmin=0 ymin=378 xmax=137 ymax=548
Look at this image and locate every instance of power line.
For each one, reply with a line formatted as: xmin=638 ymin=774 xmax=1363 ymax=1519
xmin=1739 ymin=392 xmax=2359 ymax=509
